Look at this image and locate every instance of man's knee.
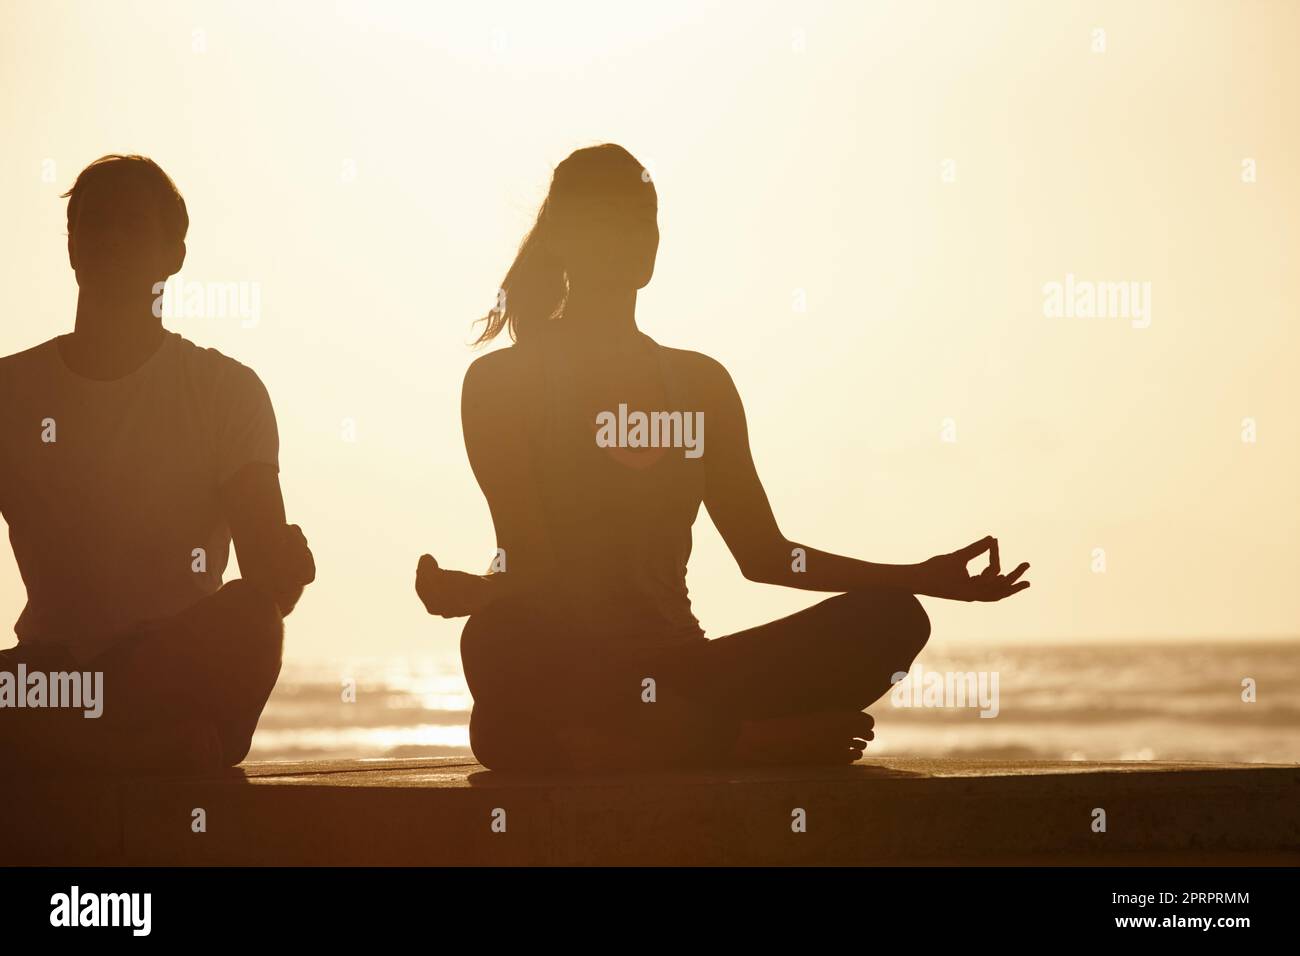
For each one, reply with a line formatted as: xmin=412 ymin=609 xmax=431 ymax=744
xmin=205 ymin=582 xmax=284 ymax=767
xmin=214 ymin=578 xmax=283 ymax=624
xmin=210 ymin=580 xmax=284 ymax=667
xmin=220 ymin=729 xmax=256 ymax=768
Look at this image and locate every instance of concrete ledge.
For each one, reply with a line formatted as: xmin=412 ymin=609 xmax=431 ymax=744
xmin=4 ymin=757 xmax=1298 ymax=866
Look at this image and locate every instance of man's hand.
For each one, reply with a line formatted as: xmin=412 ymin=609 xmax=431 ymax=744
xmin=415 ymin=554 xmax=492 ymax=618
xmin=220 ymin=463 xmax=314 ymax=616
xmin=914 ymin=536 xmax=1030 ymax=602
xmin=276 ymin=524 xmax=316 ymax=592
xmin=248 ymin=523 xmax=315 ymax=615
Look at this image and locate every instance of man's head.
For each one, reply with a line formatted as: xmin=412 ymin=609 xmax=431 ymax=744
xmin=63 ymin=155 xmax=188 ymax=298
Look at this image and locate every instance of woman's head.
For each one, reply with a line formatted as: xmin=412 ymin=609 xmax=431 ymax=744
xmin=476 ymin=144 xmax=658 ymax=345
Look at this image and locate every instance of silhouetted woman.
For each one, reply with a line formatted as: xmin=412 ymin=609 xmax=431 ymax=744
xmin=416 ymin=144 xmax=1029 ymax=771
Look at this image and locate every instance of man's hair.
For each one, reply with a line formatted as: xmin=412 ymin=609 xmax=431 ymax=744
xmin=61 ymin=154 xmax=189 ymax=244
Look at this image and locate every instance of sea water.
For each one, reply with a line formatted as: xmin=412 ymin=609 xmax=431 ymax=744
xmin=249 ymin=640 xmax=1300 ymax=764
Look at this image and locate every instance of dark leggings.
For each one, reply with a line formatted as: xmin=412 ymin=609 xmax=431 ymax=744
xmin=0 ymin=579 xmax=283 ymax=770
xmin=462 ymin=589 xmax=931 ymax=771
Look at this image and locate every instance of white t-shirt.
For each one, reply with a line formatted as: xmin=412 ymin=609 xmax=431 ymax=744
xmin=0 ymin=331 xmax=278 ymax=657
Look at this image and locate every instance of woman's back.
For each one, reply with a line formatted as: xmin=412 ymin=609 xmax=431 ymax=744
xmin=474 ymin=328 xmax=707 ymax=647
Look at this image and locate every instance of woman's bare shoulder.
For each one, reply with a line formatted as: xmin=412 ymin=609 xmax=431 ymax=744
xmin=463 ymin=344 xmax=542 ymax=400
xmin=656 ymin=344 xmax=739 ymax=400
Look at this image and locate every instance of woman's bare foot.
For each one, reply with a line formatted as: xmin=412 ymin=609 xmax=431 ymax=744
xmin=730 ymin=710 xmax=874 ymax=767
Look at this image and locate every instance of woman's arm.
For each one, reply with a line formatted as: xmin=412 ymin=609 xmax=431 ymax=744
xmin=416 ymin=350 xmax=559 ymax=618
xmin=696 ymin=355 xmax=1029 ymax=602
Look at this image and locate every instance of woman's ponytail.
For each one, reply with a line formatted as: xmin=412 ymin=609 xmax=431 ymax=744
xmin=474 ymin=200 xmax=566 ymax=346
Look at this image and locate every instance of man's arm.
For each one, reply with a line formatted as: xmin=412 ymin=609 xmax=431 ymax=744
xmin=219 ymin=463 xmax=315 ymax=615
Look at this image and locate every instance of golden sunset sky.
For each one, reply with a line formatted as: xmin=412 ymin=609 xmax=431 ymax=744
xmin=1 ymin=0 xmax=1297 ymax=667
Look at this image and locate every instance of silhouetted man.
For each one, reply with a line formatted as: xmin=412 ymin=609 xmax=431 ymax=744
xmin=0 ymin=155 xmax=313 ymax=772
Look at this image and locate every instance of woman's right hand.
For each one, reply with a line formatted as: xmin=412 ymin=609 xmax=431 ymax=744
xmin=415 ymin=554 xmax=493 ymax=618
xmin=913 ymin=536 xmax=1030 ymax=602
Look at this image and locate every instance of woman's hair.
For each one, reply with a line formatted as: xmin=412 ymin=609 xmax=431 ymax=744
xmin=474 ymin=143 xmax=653 ymax=346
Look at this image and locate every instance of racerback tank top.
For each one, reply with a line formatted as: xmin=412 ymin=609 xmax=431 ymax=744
xmin=525 ymin=330 xmax=707 ymax=648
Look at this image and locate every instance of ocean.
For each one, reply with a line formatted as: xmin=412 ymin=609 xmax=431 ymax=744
xmin=250 ymin=640 xmax=1300 ymax=764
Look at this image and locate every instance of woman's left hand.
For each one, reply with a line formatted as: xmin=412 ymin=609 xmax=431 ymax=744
xmin=914 ymin=536 xmax=1031 ymax=602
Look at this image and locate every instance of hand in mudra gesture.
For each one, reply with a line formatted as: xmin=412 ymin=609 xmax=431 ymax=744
xmin=915 ymin=536 xmax=1030 ymax=602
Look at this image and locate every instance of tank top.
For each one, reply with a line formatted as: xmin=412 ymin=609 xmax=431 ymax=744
xmin=524 ymin=330 xmax=707 ymax=647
